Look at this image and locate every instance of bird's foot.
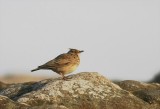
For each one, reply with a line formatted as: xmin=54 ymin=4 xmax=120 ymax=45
xmin=62 ymin=76 xmax=71 ymax=81
xmin=62 ymin=76 xmax=67 ymax=80
xmin=60 ymin=73 xmax=70 ymax=80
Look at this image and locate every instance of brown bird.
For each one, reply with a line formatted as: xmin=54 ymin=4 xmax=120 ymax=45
xmin=31 ymin=48 xmax=84 ymax=80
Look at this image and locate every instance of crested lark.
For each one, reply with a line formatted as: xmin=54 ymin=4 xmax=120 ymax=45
xmin=31 ymin=48 xmax=84 ymax=80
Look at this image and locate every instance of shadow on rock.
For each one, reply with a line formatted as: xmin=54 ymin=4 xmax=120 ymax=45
xmin=0 ymin=80 xmax=48 ymax=101
xmin=1 ymin=72 xmax=160 ymax=109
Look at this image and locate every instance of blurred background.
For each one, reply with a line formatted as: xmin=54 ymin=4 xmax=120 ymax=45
xmin=0 ymin=0 xmax=160 ymax=83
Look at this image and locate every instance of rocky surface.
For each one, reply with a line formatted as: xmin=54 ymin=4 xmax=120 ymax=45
xmin=150 ymin=72 xmax=160 ymax=83
xmin=0 ymin=72 xmax=160 ymax=109
xmin=116 ymin=80 xmax=160 ymax=106
xmin=0 ymin=95 xmax=29 ymax=109
xmin=116 ymin=80 xmax=160 ymax=92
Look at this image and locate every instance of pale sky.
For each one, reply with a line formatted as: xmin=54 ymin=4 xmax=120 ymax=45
xmin=0 ymin=0 xmax=160 ymax=81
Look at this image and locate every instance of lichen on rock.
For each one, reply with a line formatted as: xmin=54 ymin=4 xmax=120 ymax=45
xmin=0 ymin=72 xmax=160 ymax=109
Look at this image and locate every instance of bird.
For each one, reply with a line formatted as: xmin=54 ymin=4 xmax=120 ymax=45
xmin=31 ymin=48 xmax=84 ymax=80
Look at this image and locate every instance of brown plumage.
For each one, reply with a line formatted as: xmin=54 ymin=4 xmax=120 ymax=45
xmin=31 ymin=48 xmax=84 ymax=80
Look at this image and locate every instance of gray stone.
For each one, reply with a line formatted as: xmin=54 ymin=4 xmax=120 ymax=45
xmin=116 ymin=80 xmax=160 ymax=107
xmin=0 ymin=72 xmax=159 ymax=109
xmin=0 ymin=95 xmax=29 ymax=109
xmin=116 ymin=80 xmax=160 ymax=92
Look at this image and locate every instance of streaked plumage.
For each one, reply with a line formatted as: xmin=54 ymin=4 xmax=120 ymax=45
xmin=31 ymin=48 xmax=83 ymax=80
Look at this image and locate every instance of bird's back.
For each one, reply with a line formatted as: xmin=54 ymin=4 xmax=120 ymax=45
xmin=39 ymin=52 xmax=80 ymax=74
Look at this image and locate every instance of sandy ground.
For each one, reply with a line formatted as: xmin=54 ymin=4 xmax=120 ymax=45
xmin=0 ymin=74 xmax=52 ymax=83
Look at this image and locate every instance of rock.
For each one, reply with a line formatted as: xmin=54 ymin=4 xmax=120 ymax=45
xmin=116 ymin=80 xmax=160 ymax=92
xmin=116 ymin=80 xmax=160 ymax=107
xmin=0 ymin=72 xmax=159 ymax=109
xmin=0 ymin=81 xmax=9 ymax=90
xmin=133 ymin=90 xmax=160 ymax=104
xmin=0 ymin=81 xmax=36 ymax=100
xmin=0 ymin=95 xmax=29 ymax=109
xmin=150 ymin=72 xmax=160 ymax=83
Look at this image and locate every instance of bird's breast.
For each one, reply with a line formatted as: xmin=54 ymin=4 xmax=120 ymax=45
xmin=61 ymin=64 xmax=79 ymax=74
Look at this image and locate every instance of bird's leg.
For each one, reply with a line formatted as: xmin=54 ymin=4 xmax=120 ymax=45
xmin=60 ymin=72 xmax=66 ymax=80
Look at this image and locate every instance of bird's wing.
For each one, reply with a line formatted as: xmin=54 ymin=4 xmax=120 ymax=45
xmin=39 ymin=53 xmax=71 ymax=69
xmin=53 ymin=53 xmax=72 ymax=65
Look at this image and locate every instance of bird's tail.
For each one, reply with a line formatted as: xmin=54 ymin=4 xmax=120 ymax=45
xmin=31 ymin=68 xmax=40 ymax=72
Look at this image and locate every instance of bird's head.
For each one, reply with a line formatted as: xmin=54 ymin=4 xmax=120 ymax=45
xmin=68 ymin=48 xmax=84 ymax=54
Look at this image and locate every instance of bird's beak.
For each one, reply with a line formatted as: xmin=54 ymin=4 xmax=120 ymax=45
xmin=80 ymin=50 xmax=84 ymax=53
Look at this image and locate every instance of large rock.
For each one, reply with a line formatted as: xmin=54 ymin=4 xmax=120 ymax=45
xmin=0 ymin=72 xmax=159 ymax=109
xmin=116 ymin=80 xmax=160 ymax=92
xmin=0 ymin=95 xmax=29 ymax=109
xmin=150 ymin=72 xmax=160 ymax=83
xmin=116 ymin=80 xmax=160 ymax=107
xmin=0 ymin=81 xmax=36 ymax=100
